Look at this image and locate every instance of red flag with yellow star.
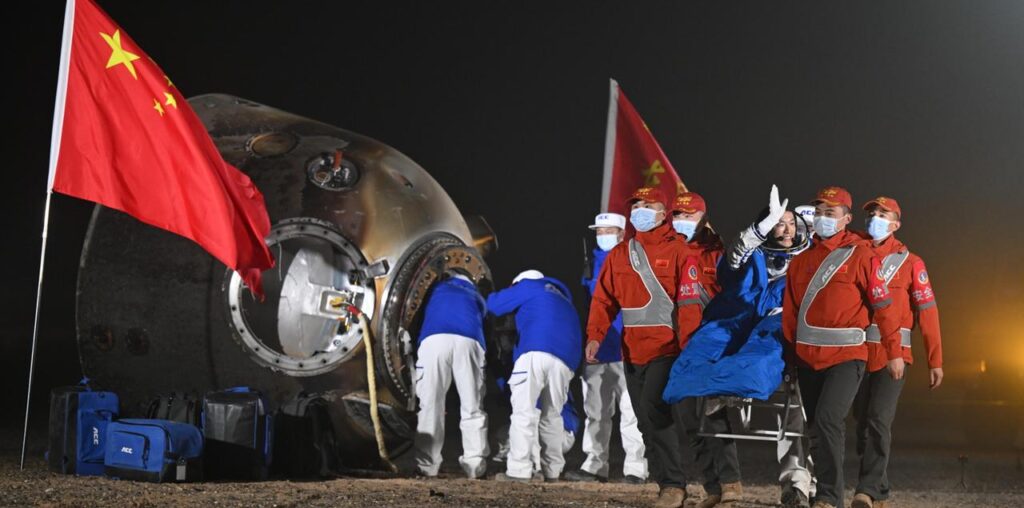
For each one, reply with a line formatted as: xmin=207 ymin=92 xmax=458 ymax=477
xmin=600 ymin=79 xmax=688 ymax=216
xmin=47 ymin=0 xmax=274 ymax=296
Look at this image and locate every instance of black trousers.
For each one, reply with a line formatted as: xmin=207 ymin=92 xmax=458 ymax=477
xmin=624 ymin=356 xmax=686 ymax=489
xmin=677 ymin=397 xmax=741 ymax=495
xmin=798 ymin=360 xmax=865 ymax=507
xmin=853 ymin=366 xmax=907 ymax=501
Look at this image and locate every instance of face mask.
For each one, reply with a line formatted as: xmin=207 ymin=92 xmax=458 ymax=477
xmin=813 ymin=215 xmax=840 ymax=238
xmin=672 ymin=219 xmax=699 ymax=240
xmin=866 ymin=217 xmax=892 ymax=241
xmin=630 ymin=207 xmax=660 ymax=232
xmin=596 ymin=234 xmax=620 ymax=251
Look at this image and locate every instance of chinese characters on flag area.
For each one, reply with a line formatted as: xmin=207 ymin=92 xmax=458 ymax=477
xmin=48 ymin=0 xmax=275 ymax=296
xmin=600 ymin=79 xmax=689 ymax=216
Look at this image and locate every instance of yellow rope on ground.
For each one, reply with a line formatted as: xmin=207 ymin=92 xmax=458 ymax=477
xmin=354 ymin=310 xmax=398 ymax=473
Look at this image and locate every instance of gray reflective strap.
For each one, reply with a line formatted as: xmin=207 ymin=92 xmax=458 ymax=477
xmin=865 ymin=250 xmax=912 ymax=347
xmin=877 ymin=251 xmax=910 ymax=285
xmin=621 ymin=239 xmax=675 ymax=329
xmin=865 ymin=324 xmax=912 ymax=347
xmin=796 ymin=245 xmax=866 ymax=347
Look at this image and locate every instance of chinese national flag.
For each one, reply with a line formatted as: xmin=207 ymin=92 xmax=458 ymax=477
xmin=48 ymin=0 xmax=274 ymax=296
xmin=600 ymin=79 xmax=688 ymax=216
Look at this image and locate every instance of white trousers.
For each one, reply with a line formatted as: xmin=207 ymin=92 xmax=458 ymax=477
xmin=580 ymin=361 xmax=648 ymax=478
xmin=506 ymin=351 xmax=574 ymax=479
xmin=494 ymin=423 xmax=576 ymax=473
xmin=777 ymin=384 xmax=815 ymax=497
xmin=414 ymin=334 xmax=489 ymax=478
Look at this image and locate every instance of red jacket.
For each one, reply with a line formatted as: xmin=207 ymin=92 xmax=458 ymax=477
xmin=865 ymin=236 xmax=943 ymax=372
xmin=782 ymin=229 xmax=901 ymax=371
xmin=675 ymin=230 xmax=723 ymax=351
xmin=587 ymin=222 xmax=715 ymax=365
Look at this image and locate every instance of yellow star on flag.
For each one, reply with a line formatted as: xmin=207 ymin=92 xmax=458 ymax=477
xmin=153 ymin=98 xmax=165 ymax=116
xmin=165 ymin=75 xmax=174 ymax=87
xmin=643 ymin=159 xmax=665 ymax=187
xmin=100 ymin=29 xmax=141 ymax=79
xmin=164 ymin=92 xmax=178 ymax=109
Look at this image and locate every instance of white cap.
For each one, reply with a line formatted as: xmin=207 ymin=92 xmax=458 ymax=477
xmin=512 ymin=269 xmax=544 ymax=284
xmin=794 ymin=205 xmax=815 ymax=221
xmin=588 ymin=212 xmax=626 ymax=230
xmin=794 ymin=205 xmax=816 ymax=237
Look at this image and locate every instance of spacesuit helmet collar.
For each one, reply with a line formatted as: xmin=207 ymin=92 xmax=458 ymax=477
xmin=761 ymin=212 xmax=811 ymax=271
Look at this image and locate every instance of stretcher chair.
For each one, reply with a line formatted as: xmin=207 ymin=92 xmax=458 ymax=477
xmin=696 ymin=371 xmax=806 ymax=443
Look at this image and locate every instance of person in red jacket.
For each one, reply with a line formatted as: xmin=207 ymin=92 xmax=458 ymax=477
xmin=668 ymin=191 xmax=740 ymax=508
xmin=782 ymin=186 xmax=902 ymax=508
xmin=670 ymin=192 xmax=725 ymax=350
xmin=851 ymin=197 xmax=943 ymax=508
xmin=586 ymin=187 xmax=700 ymax=508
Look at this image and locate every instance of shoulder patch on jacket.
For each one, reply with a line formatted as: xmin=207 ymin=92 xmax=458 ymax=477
xmin=655 ymin=259 xmax=669 ymax=268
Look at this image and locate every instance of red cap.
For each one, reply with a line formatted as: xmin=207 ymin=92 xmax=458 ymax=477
xmin=862 ymin=196 xmax=902 ymax=218
xmin=627 ymin=187 xmax=667 ymax=207
xmin=811 ymin=186 xmax=853 ymax=208
xmin=672 ymin=192 xmax=707 ymax=214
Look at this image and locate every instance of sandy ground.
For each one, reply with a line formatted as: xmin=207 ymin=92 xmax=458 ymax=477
xmin=3 ymin=426 xmax=1022 ymax=508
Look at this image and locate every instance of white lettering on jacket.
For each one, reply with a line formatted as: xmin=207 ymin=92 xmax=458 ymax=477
xmin=120 ymin=446 xmax=133 ymax=454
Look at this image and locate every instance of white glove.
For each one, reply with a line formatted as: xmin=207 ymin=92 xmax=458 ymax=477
xmin=755 ymin=184 xmax=789 ymax=238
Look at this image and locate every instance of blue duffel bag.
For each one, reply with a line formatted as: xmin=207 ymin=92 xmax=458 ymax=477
xmin=104 ymin=419 xmax=203 ymax=482
xmin=47 ymin=380 xmax=119 ymax=476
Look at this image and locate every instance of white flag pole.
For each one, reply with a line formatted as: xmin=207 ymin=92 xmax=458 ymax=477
xmin=21 ymin=193 xmax=54 ymax=470
xmin=599 ymin=79 xmax=619 ymax=213
xmin=22 ymin=0 xmax=75 ymax=470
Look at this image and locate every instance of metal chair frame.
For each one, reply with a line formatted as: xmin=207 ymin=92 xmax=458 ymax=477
xmin=696 ymin=374 xmax=807 ymax=443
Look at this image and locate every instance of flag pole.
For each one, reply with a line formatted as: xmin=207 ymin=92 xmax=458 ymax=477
xmin=599 ymin=78 xmax=619 ymax=212
xmin=23 ymin=0 xmax=76 ymax=470
xmin=20 ymin=192 xmax=54 ymax=470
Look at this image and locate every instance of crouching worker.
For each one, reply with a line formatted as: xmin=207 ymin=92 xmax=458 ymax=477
xmin=413 ymin=268 xmax=490 ymax=479
xmin=489 ymin=270 xmax=582 ymax=482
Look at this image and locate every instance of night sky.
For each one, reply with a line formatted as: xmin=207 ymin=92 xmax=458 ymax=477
xmin=3 ymin=2 xmax=1023 ymax=425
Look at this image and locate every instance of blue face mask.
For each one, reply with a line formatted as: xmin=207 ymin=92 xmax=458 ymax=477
xmin=672 ymin=219 xmax=699 ymax=240
xmin=813 ymin=215 xmax=840 ymax=238
xmin=630 ymin=207 xmax=660 ymax=232
xmin=596 ymin=234 xmax=620 ymax=251
xmin=866 ymin=217 xmax=892 ymax=241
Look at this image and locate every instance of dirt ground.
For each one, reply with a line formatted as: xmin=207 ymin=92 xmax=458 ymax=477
xmin=3 ymin=427 xmax=1022 ymax=508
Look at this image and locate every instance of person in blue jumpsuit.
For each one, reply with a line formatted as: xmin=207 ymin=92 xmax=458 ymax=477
xmin=488 ymin=270 xmax=582 ymax=482
xmin=414 ymin=268 xmax=489 ymax=478
xmin=664 ymin=185 xmax=814 ymax=508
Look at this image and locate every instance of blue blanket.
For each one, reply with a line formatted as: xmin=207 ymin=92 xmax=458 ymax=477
xmin=663 ymin=249 xmax=786 ymax=402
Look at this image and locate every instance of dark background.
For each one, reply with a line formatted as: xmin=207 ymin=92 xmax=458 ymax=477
xmin=3 ymin=1 xmax=1022 ymax=449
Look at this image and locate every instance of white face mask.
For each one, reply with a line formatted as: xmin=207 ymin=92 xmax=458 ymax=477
xmin=867 ymin=217 xmax=892 ymax=241
xmin=672 ymin=219 xmax=699 ymax=240
xmin=813 ymin=215 xmax=840 ymax=238
xmin=596 ymin=234 xmax=620 ymax=251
